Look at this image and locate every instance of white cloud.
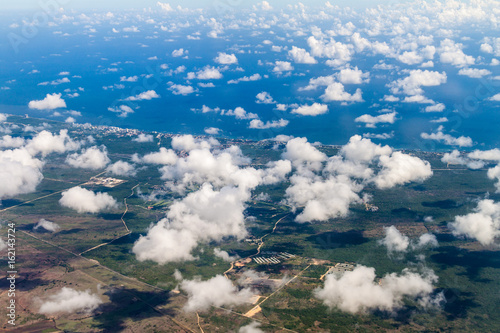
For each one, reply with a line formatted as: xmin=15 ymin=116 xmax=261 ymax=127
xmin=157 ymin=2 xmax=173 ymax=12
xmin=314 ymin=266 xmax=440 ymax=314
xmin=468 ymin=148 xmax=500 ymax=161
xmin=134 ymin=147 xmax=178 ymax=165
xmin=355 ymin=112 xmax=397 ymax=128
xmin=291 ymin=103 xmax=328 ymax=116
xmin=124 ymin=90 xmax=160 ymax=101
xmin=25 ymin=129 xmax=81 ymax=157
xmin=373 ymin=152 xmax=433 ymax=189
xmin=378 ymin=226 xmax=409 ymax=254
xmin=169 ymin=84 xmax=195 ymax=95
xmin=59 ymin=186 xmax=118 ymax=213
xmin=321 ymin=82 xmax=363 ymax=102
xmin=187 ymin=67 xmax=223 ymax=80
xmin=458 ymin=68 xmax=492 ymax=78
xmin=66 ymin=146 xmax=110 ymax=170
xmin=181 ymin=275 xmax=253 ymax=312
xmin=0 ymin=135 xmax=25 ymax=148
xmin=420 ymin=126 xmax=473 ymax=147
xmin=120 ymin=76 xmax=138 ymax=82
xmin=34 ymin=219 xmax=60 ymax=232
xmin=449 ymin=199 xmax=500 ymax=245
xmin=390 ymin=70 xmax=447 ymax=96
xmin=108 ymin=105 xmax=134 ymax=118
xmin=28 ymin=93 xmax=66 ymax=110
xmin=38 ymin=287 xmax=102 ymax=315
xmin=133 ymin=133 xmax=154 ymax=142
xmin=337 ymin=67 xmax=370 ymax=84
xmin=172 ymin=48 xmax=186 ymax=57
xmin=288 ymin=46 xmax=317 ymax=64
xmin=255 ymin=1 xmax=272 ymax=11
xmin=214 ymin=248 xmax=239 ymax=262
xmin=204 ymin=127 xmax=220 ymax=135
xmin=255 ymin=91 xmax=275 ymax=104
xmin=438 ymin=39 xmax=475 ymax=67
xmin=224 ymin=107 xmax=258 ymax=120
xmin=106 ymin=160 xmax=136 ymax=177
xmin=489 ymin=93 xmax=500 ymax=101
xmin=228 ymin=74 xmax=262 ymax=84
xmin=273 ymin=61 xmax=294 ymax=73
xmin=307 ymin=36 xmax=353 ymax=66
xmin=214 ymin=52 xmax=238 ymax=65
xmin=171 ymin=134 xmax=216 ymax=151
xmin=249 ymin=119 xmax=289 ymax=129
xmin=238 ymin=322 xmax=264 ymax=333
xmin=424 ymin=103 xmax=446 ymax=112
xmin=0 ymin=148 xmax=44 ymax=199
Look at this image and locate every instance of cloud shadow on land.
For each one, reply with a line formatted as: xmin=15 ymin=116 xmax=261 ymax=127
xmin=93 ymin=288 xmax=173 ymax=332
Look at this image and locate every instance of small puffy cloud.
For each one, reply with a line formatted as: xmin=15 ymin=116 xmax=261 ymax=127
xmin=157 ymin=2 xmax=173 ymax=12
xmin=321 ymin=82 xmax=363 ymax=102
xmin=0 ymin=135 xmax=25 ymax=148
xmin=214 ymin=248 xmax=239 ymax=262
xmin=458 ymin=68 xmax=492 ymax=78
xmin=120 ymin=76 xmax=138 ymax=82
xmin=291 ymin=103 xmax=328 ymax=116
xmin=337 ymin=67 xmax=370 ymax=84
xmin=488 ymin=93 xmax=500 ymax=101
xmin=227 ymin=74 xmax=262 ymax=84
xmin=424 ymin=103 xmax=446 ymax=112
xmin=66 ymin=146 xmax=110 ymax=170
xmin=314 ymin=266 xmax=440 ymax=314
xmin=238 ymin=322 xmax=264 ymax=333
xmin=307 ymin=36 xmax=353 ymax=66
xmin=28 ymin=93 xmax=66 ymax=110
xmin=0 ymin=113 xmax=7 ymax=122
xmin=124 ymin=90 xmax=160 ymax=101
xmin=169 ymin=84 xmax=195 ymax=95
xmin=25 ymin=129 xmax=81 ymax=157
xmin=106 ymin=160 xmax=136 ymax=177
xmin=181 ymin=275 xmax=253 ymax=312
xmin=135 ymin=147 xmax=178 ymax=165
xmin=288 ymin=46 xmax=317 ymax=64
xmin=172 ymin=48 xmax=186 ymax=57
xmin=133 ymin=133 xmax=154 ymax=143
xmin=214 ymin=52 xmax=238 ymax=65
xmin=355 ymin=112 xmax=397 ymax=128
xmin=378 ymin=226 xmax=409 ymax=254
xmin=108 ymin=105 xmax=134 ymax=118
xmin=255 ymin=91 xmax=275 ymax=104
xmin=255 ymin=1 xmax=272 ymax=11
xmin=249 ymin=119 xmax=289 ymax=129
xmin=449 ymin=199 xmax=500 ymax=245
xmin=468 ymin=148 xmax=500 ymax=161
xmin=438 ymin=39 xmax=475 ymax=67
xmin=430 ymin=117 xmax=449 ymax=123
xmin=171 ymin=134 xmax=216 ymax=151
xmin=34 ymin=219 xmax=60 ymax=232
xmin=0 ymin=148 xmax=44 ymax=199
xmin=373 ymin=152 xmax=433 ymax=189
xmin=224 ymin=107 xmax=258 ymax=120
xmin=187 ymin=67 xmax=222 ymax=80
xmin=59 ymin=186 xmax=118 ymax=213
xmin=204 ymin=127 xmax=220 ymax=135
xmin=420 ymin=126 xmax=473 ymax=147
xmin=38 ymin=287 xmax=102 ymax=315
xmin=390 ymin=70 xmax=447 ymax=96
xmin=65 ymin=117 xmax=76 ymax=123
xmin=273 ymin=61 xmax=294 ymax=73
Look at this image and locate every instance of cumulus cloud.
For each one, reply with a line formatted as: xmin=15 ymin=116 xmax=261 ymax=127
xmin=134 ymin=147 xmax=178 ymax=165
xmin=38 ymin=287 xmax=102 ymax=315
xmin=255 ymin=91 xmax=275 ymax=104
xmin=288 ymin=46 xmax=317 ymax=64
xmin=438 ymin=39 xmax=475 ymax=67
xmin=489 ymin=93 xmax=500 ymax=101
xmin=249 ymin=119 xmax=289 ymax=129
xmin=187 ymin=67 xmax=223 ymax=80
xmin=379 ymin=226 xmax=410 ymax=254
xmin=108 ymin=105 xmax=134 ymax=118
xmin=307 ymin=36 xmax=353 ymax=66
xmin=169 ymin=84 xmax=195 ymax=95
xmin=28 ymin=93 xmax=66 ymax=110
xmin=373 ymin=152 xmax=433 ymax=189
xmin=214 ymin=52 xmax=238 ymax=65
xmin=204 ymin=127 xmax=220 ymax=135
xmin=355 ymin=112 xmax=397 ymax=128
xmin=291 ymin=103 xmax=328 ymax=116
xmin=0 ymin=135 xmax=25 ymax=148
xmin=458 ymin=68 xmax=492 ymax=78
xmin=106 ymin=160 xmax=136 ymax=177
xmin=420 ymin=126 xmax=473 ymax=147
xmin=59 ymin=186 xmax=118 ymax=213
xmin=321 ymin=82 xmax=363 ymax=102
xmin=389 ymin=70 xmax=447 ymax=96
xmin=132 ymin=185 xmax=250 ymax=263
xmin=424 ymin=103 xmax=446 ymax=112
xmin=25 ymin=129 xmax=81 ymax=157
xmin=273 ymin=61 xmax=294 ymax=73
xmin=34 ymin=219 xmax=60 ymax=232
xmin=337 ymin=67 xmax=370 ymax=84
xmin=172 ymin=48 xmax=187 ymax=57
xmin=124 ymin=90 xmax=160 ymax=101
xmin=449 ymin=199 xmax=500 ymax=245
xmin=180 ymin=274 xmax=253 ymax=312
xmin=171 ymin=134 xmax=217 ymax=151
xmin=238 ymin=322 xmax=264 ymax=333
xmin=132 ymin=133 xmax=154 ymax=142
xmin=314 ymin=266 xmax=440 ymax=314
xmin=66 ymin=146 xmax=110 ymax=169
xmin=227 ymin=74 xmax=262 ymax=85
xmin=214 ymin=248 xmax=239 ymax=262
xmin=0 ymin=148 xmax=44 ymax=199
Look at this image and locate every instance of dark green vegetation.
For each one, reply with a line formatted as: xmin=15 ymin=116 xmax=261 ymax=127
xmin=1 ymin=116 xmax=499 ymax=332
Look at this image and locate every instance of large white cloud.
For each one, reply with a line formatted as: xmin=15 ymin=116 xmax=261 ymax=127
xmin=38 ymin=287 xmax=102 ymax=314
xmin=314 ymin=266 xmax=440 ymax=314
xmin=181 ymin=275 xmax=253 ymax=312
xmin=438 ymin=39 xmax=475 ymax=67
xmin=25 ymin=129 xmax=81 ymax=157
xmin=449 ymin=199 xmax=500 ymax=245
xmin=0 ymin=148 xmax=44 ymax=199
xmin=28 ymin=93 xmax=66 ymax=110
xmin=288 ymin=46 xmax=317 ymax=64
xmin=59 ymin=186 xmax=118 ymax=213
xmin=373 ymin=152 xmax=433 ymax=189
xmin=390 ymin=70 xmax=447 ymax=96
xmin=106 ymin=160 xmax=136 ymax=177
xmin=66 ymin=146 xmax=110 ymax=169
xmin=420 ymin=126 xmax=473 ymax=147
xmin=321 ymin=82 xmax=363 ymax=102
